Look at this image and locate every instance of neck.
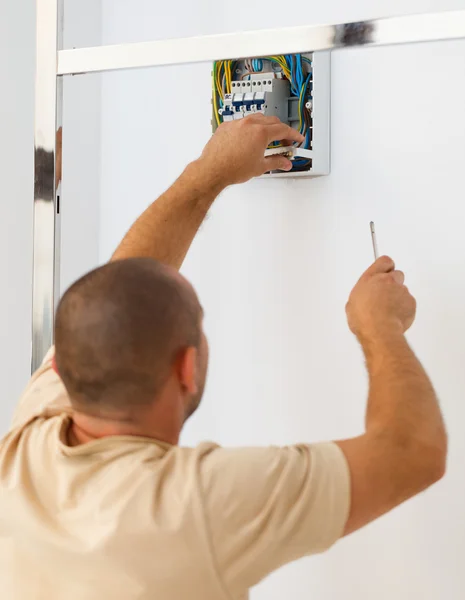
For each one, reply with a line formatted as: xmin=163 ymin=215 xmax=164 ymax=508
xmin=68 ymin=415 xmax=180 ymax=447
xmin=68 ymin=397 xmax=185 ymax=447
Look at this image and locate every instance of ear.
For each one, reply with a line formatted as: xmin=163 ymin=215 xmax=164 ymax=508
xmin=176 ymin=347 xmax=198 ymax=395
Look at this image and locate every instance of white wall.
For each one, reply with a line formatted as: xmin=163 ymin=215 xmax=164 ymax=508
xmin=0 ymin=0 xmax=102 ymax=433
xmin=0 ymin=0 xmax=35 ymax=430
xmin=60 ymin=1 xmax=102 ymax=293
xmin=100 ymin=2 xmax=465 ymax=599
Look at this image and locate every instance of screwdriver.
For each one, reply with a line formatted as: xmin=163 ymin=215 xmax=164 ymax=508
xmin=370 ymin=221 xmax=379 ymax=261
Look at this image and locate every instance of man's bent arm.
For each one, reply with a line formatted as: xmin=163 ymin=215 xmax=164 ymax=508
xmin=336 ymin=257 xmax=447 ymax=536
xmin=112 ymin=116 xmax=303 ymax=269
xmin=112 ymin=161 xmax=222 ymax=269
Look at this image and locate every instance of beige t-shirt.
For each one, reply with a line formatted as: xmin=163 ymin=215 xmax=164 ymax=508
xmin=0 ymin=349 xmax=350 ymax=600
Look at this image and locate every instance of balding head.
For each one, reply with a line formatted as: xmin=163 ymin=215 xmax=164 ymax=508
xmin=55 ymin=258 xmax=204 ymax=413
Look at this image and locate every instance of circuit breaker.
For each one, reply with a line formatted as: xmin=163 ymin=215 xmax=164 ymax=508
xmin=212 ymin=52 xmax=331 ymax=178
xmin=221 ymin=76 xmax=290 ymax=122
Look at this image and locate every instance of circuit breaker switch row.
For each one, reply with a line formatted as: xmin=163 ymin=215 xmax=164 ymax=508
xmin=221 ymin=92 xmax=266 ymax=121
xmin=221 ymin=77 xmax=290 ymax=123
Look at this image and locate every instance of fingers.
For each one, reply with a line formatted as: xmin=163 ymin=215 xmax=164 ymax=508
xmin=230 ymin=114 xmax=305 ymax=144
xmin=391 ymin=270 xmax=405 ymax=285
xmin=281 ymin=138 xmax=298 ymax=147
xmin=265 ymin=123 xmax=305 ymax=144
xmin=363 ymin=255 xmax=395 ymax=277
xmin=263 ymin=156 xmax=293 ymax=173
xmin=245 ymin=114 xmax=304 ymax=143
xmin=363 ymin=257 xmax=406 ymax=288
xmin=245 ymin=113 xmax=277 ymax=124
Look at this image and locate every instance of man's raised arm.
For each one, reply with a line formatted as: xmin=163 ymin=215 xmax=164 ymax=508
xmin=337 ymin=256 xmax=447 ymax=535
xmin=112 ymin=115 xmax=304 ymax=269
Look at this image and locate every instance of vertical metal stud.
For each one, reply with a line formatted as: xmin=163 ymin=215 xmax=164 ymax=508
xmin=32 ymin=0 xmax=63 ymax=372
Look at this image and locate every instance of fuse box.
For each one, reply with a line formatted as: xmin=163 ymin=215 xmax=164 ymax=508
xmin=212 ymin=52 xmax=330 ymax=178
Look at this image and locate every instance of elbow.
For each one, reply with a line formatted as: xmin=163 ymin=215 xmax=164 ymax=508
xmin=432 ymin=437 xmax=448 ymax=483
xmin=415 ymin=431 xmax=448 ymax=489
xmin=388 ymin=427 xmax=448 ymax=496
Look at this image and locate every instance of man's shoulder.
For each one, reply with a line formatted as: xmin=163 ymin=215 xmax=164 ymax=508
xmin=10 ymin=347 xmax=71 ymax=433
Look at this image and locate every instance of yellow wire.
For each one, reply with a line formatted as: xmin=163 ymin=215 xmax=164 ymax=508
xmin=212 ymin=62 xmax=220 ymax=126
xmin=213 ymin=88 xmax=220 ymax=126
xmin=269 ymin=55 xmax=291 ymax=79
xmin=226 ymin=61 xmax=232 ymax=94
xmin=216 ymin=61 xmax=223 ymax=99
xmin=215 ymin=61 xmax=221 ymax=95
xmin=212 ymin=60 xmax=234 ymax=129
xmin=213 ymin=56 xmax=298 ymax=129
xmin=213 ymin=62 xmax=218 ymax=97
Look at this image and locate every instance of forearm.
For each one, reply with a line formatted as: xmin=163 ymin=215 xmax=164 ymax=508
xmin=363 ymin=333 xmax=446 ymax=451
xmin=337 ymin=333 xmax=447 ymax=534
xmin=112 ymin=159 xmax=225 ymax=269
xmin=111 ymin=116 xmax=303 ymax=267
xmin=359 ymin=332 xmax=447 ymax=510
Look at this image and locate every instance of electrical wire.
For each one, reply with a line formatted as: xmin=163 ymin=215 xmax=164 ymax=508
xmin=212 ymin=63 xmax=221 ymax=127
xmin=213 ymin=55 xmax=313 ymax=168
xmin=298 ymin=74 xmax=311 ymax=134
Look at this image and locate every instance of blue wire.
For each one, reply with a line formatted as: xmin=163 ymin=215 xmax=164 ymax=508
xmin=285 ymin=55 xmax=298 ymax=96
xmin=298 ymin=55 xmax=304 ymax=89
xmin=295 ymin=55 xmax=301 ymax=90
xmin=293 ymin=56 xmax=298 ymax=92
xmin=295 ymin=56 xmax=300 ymax=95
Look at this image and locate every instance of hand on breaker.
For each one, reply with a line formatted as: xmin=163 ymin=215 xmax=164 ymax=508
xmin=346 ymin=256 xmax=417 ymax=341
xmin=199 ymin=114 xmax=305 ymax=187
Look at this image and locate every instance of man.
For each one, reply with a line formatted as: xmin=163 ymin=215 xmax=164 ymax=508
xmin=1 ymin=115 xmax=447 ymax=599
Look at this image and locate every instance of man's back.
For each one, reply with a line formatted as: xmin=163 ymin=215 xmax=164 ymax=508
xmin=0 ymin=413 xmax=228 ymax=599
xmin=0 ymin=352 xmax=350 ymax=600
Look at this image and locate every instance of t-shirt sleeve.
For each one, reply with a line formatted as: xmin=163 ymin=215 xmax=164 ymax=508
xmin=199 ymin=442 xmax=350 ymax=597
xmin=11 ymin=346 xmax=72 ymax=430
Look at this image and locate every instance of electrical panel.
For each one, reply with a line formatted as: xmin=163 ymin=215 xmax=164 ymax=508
xmin=212 ymin=52 xmax=331 ymax=178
